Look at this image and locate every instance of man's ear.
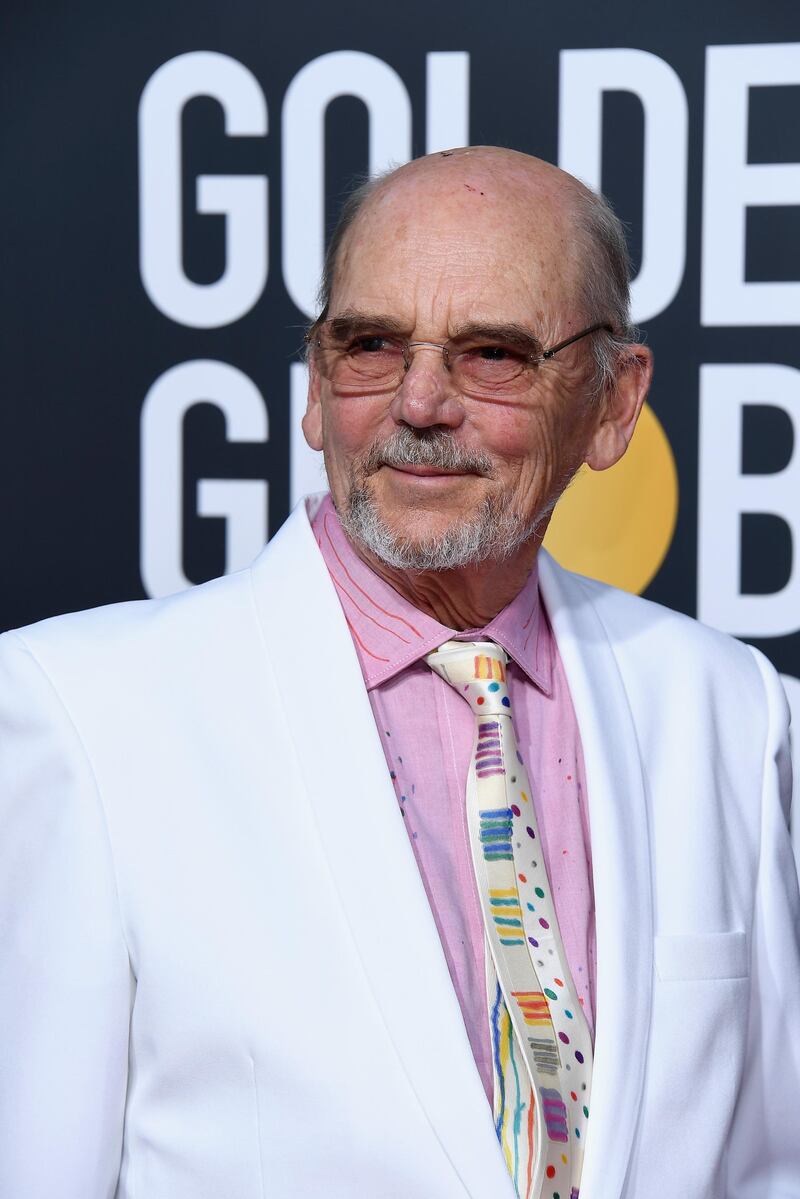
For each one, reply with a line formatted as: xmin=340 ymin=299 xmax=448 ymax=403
xmin=301 ymin=356 xmax=324 ymax=451
xmin=584 ymin=344 xmax=653 ymax=471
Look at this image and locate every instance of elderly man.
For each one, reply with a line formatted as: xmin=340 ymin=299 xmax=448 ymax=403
xmin=0 ymin=147 xmax=798 ymax=1199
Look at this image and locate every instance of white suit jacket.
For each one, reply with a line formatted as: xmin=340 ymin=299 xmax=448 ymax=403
xmin=1 ymin=497 xmax=798 ymax=1199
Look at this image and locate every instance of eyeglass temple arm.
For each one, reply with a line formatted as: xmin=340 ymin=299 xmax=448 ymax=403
xmin=542 ymin=321 xmax=613 ymax=360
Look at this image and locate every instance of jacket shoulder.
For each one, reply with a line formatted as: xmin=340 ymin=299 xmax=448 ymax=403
xmin=1 ymin=505 xmax=320 ymax=706
xmin=549 ymin=563 xmax=792 ymax=801
xmin=567 ymin=565 xmax=754 ymax=664
xmin=545 ymin=558 xmax=776 ymax=713
xmin=1 ymin=567 xmax=255 ymax=687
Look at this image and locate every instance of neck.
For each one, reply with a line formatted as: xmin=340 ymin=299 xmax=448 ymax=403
xmin=348 ymin=536 xmax=543 ymax=630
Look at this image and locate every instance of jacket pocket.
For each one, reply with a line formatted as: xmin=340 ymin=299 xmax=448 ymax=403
xmin=654 ymin=930 xmax=748 ymax=981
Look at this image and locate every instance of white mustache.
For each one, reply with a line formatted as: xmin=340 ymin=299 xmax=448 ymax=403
xmin=363 ymin=429 xmax=493 ymax=476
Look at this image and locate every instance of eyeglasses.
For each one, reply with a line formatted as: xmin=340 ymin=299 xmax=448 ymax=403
xmin=306 ymin=316 xmax=613 ymax=399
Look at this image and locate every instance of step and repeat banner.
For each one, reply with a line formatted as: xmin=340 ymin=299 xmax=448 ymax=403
xmin=3 ymin=5 xmax=799 ymax=749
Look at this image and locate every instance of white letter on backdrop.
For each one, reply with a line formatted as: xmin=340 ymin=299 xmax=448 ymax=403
xmin=140 ymin=360 xmax=269 ymax=598
xmin=282 ymin=51 xmax=412 ymax=319
xmin=139 ymin=51 xmax=268 ymax=328
xmin=697 ymin=363 xmax=800 ymax=637
xmin=702 ymin=43 xmax=800 ymax=326
xmin=425 ymin=52 xmax=470 ymax=152
xmin=558 ymin=48 xmax=688 ymax=324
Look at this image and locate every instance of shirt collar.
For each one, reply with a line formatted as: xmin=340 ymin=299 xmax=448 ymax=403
xmin=311 ymin=495 xmax=553 ymax=697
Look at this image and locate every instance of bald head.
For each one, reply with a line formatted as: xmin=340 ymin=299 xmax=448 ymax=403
xmin=315 ymin=146 xmax=636 ymax=396
xmin=347 ymin=145 xmax=586 ymax=221
xmin=350 ymin=145 xmax=589 ymax=228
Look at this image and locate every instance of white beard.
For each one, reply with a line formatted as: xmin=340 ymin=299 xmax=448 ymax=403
xmin=339 ymin=483 xmax=558 ymax=572
xmin=334 ymin=426 xmax=569 ymax=572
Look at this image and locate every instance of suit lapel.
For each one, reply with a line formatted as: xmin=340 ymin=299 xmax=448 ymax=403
xmin=538 ymin=551 xmax=654 ymax=1199
xmin=249 ymin=502 xmax=516 ymax=1199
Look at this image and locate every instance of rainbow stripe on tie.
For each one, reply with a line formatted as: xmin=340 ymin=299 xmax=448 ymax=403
xmin=511 ymin=991 xmax=551 ymax=1027
xmin=476 ymin=720 xmax=505 ymax=778
xmin=541 ymin=1087 xmax=569 ymax=1143
xmin=490 ymin=889 xmax=525 ymax=945
xmin=474 ymin=654 xmax=506 ymax=682
xmin=479 ymin=807 xmax=513 ymax=862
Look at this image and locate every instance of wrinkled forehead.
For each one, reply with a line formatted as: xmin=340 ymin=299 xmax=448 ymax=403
xmin=331 ymin=166 xmax=587 ymax=328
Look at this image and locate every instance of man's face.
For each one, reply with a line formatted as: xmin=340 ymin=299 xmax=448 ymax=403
xmin=304 ymin=155 xmax=609 ymax=570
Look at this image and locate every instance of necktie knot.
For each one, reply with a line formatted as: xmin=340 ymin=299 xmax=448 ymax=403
xmin=426 ymin=640 xmax=513 ymax=718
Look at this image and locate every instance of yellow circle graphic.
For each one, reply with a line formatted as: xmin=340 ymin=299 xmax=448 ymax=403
xmin=543 ymin=402 xmax=679 ymax=595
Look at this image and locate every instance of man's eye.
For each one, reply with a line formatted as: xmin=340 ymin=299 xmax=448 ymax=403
xmin=350 ymin=335 xmax=395 ymax=354
xmin=473 ymin=344 xmax=524 ymax=362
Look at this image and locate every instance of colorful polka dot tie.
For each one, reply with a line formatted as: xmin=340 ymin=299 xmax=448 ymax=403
xmin=426 ymin=640 xmax=592 ymax=1199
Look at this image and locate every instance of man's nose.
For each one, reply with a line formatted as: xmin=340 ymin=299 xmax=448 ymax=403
xmin=389 ymin=345 xmax=465 ymax=429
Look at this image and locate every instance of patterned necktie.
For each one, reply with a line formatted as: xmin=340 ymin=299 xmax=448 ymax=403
xmin=426 ymin=639 xmax=592 ymax=1199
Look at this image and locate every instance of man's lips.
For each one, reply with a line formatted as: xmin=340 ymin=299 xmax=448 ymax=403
xmin=380 ymin=463 xmax=479 ymax=478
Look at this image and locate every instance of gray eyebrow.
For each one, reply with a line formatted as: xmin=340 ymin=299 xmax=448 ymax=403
xmin=327 ymin=311 xmax=411 ymax=339
xmin=327 ymin=312 xmax=544 ymax=352
xmin=448 ymin=322 xmax=544 ymax=352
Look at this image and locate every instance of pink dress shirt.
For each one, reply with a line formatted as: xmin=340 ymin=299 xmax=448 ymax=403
xmin=312 ymin=495 xmax=596 ymax=1102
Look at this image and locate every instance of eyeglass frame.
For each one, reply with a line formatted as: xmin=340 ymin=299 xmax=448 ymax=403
xmin=304 ymin=318 xmax=614 ymax=383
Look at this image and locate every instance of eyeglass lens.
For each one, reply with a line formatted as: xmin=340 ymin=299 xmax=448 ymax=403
xmin=314 ymin=327 xmax=540 ymax=395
